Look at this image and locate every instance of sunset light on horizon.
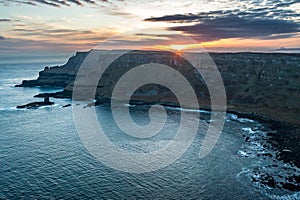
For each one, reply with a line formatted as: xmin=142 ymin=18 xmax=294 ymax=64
xmin=0 ymin=0 xmax=299 ymax=55
xmin=1 ymin=1 xmax=300 ymax=199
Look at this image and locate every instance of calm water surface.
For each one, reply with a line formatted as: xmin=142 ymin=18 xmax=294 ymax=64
xmin=0 ymin=57 xmax=299 ymax=199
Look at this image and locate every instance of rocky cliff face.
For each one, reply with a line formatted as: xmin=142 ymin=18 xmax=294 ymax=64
xmin=16 ymin=51 xmax=88 ymax=88
xmin=16 ymin=50 xmax=300 ymax=125
xmin=211 ymin=53 xmax=300 ymax=125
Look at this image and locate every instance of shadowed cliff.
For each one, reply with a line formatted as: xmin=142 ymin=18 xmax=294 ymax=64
xmin=16 ymin=50 xmax=300 ymax=126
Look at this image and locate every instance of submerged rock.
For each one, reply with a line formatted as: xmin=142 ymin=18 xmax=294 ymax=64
xmin=17 ymin=97 xmax=54 ymax=109
xmin=17 ymin=101 xmax=54 ymax=109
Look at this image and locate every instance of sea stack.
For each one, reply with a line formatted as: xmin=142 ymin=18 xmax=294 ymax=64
xmin=44 ymin=96 xmax=50 ymax=103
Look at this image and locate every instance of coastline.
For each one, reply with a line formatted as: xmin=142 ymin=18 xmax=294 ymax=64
xmin=15 ymin=50 xmax=300 ymax=166
xmin=11 ymin=51 xmax=300 ymax=192
xmin=15 ymin=50 xmax=300 ymax=126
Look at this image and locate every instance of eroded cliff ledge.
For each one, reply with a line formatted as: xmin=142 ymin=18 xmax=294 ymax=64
xmin=16 ymin=50 xmax=300 ymax=126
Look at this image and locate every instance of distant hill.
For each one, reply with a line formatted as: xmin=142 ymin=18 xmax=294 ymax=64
xmin=272 ymin=47 xmax=300 ymax=51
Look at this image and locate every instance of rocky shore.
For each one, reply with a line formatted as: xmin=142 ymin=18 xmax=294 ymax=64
xmin=17 ymin=97 xmax=54 ymax=109
xmin=16 ymin=50 xmax=300 ymax=125
xmin=15 ymin=50 xmax=300 ymax=191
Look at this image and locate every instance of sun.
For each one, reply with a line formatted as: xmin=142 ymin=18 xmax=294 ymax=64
xmin=153 ymin=43 xmax=201 ymax=52
xmin=169 ymin=44 xmax=185 ymax=51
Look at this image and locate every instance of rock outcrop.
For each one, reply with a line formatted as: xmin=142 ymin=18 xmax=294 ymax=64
xmin=16 ymin=50 xmax=300 ymax=125
xmin=17 ymin=97 xmax=54 ymax=109
xmin=15 ymin=51 xmax=88 ymax=88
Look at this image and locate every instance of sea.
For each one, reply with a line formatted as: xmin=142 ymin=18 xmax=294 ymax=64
xmin=0 ymin=55 xmax=299 ymax=199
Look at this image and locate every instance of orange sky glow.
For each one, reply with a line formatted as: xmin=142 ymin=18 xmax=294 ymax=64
xmin=0 ymin=0 xmax=299 ymax=55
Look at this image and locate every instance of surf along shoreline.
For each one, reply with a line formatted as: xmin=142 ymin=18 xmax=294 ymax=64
xmin=15 ymin=50 xmax=300 ymax=177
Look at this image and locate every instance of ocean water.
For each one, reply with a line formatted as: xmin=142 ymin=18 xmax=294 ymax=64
xmin=0 ymin=57 xmax=299 ymax=199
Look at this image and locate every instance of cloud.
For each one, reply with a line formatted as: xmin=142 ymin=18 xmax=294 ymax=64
xmin=261 ymin=33 xmax=299 ymax=40
xmin=0 ymin=18 xmax=20 ymax=23
xmin=97 ymin=32 xmax=200 ymax=49
xmin=171 ymin=16 xmax=299 ymax=42
xmin=0 ymin=36 xmax=101 ymax=54
xmin=11 ymin=23 xmax=116 ymax=43
xmin=82 ymin=0 xmax=97 ymax=4
xmin=145 ymin=10 xmax=236 ymax=23
xmin=34 ymin=0 xmax=60 ymax=7
xmin=103 ymin=9 xmax=136 ymax=17
xmin=67 ymin=0 xmax=83 ymax=6
xmin=0 ymin=0 xmax=37 ymax=6
xmin=134 ymin=33 xmax=192 ymax=42
xmin=0 ymin=0 xmax=109 ymax=7
xmin=144 ymin=1 xmax=300 ymax=42
xmin=0 ymin=19 xmax=11 ymax=22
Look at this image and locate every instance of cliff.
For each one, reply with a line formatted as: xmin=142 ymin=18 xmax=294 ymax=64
xmin=16 ymin=50 xmax=300 ymax=126
xmin=16 ymin=51 xmax=89 ymax=88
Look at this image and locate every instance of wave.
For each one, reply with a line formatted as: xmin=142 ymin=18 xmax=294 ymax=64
xmin=237 ymin=122 xmax=300 ymax=198
xmin=0 ymin=104 xmax=60 ymax=111
xmin=227 ymin=113 xmax=256 ymax=123
xmin=267 ymin=192 xmax=300 ymax=200
xmin=0 ymin=107 xmax=18 ymax=111
xmin=123 ymin=103 xmax=212 ymax=114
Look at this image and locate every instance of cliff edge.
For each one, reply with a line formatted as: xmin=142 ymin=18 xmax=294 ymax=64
xmin=16 ymin=50 xmax=300 ymax=126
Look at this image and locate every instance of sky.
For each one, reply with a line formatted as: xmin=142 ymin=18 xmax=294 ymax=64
xmin=0 ymin=0 xmax=299 ymax=55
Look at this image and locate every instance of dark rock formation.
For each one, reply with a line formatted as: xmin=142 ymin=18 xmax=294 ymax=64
xmin=16 ymin=50 xmax=300 ymax=126
xmin=62 ymin=104 xmax=71 ymax=108
xmin=17 ymin=97 xmax=54 ymax=109
xmin=15 ymin=51 xmax=88 ymax=88
xmin=15 ymin=50 xmax=300 ymax=191
xmin=34 ymin=90 xmax=72 ymax=99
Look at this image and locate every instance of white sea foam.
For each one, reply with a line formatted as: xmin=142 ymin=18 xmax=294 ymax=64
xmin=166 ymin=106 xmax=211 ymax=114
xmin=237 ymin=121 xmax=300 ymax=199
xmin=242 ymin=127 xmax=256 ymax=134
xmin=124 ymin=103 xmax=212 ymax=114
xmin=226 ymin=113 xmax=257 ymax=124
xmin=238 ymin=150 xmax=249 ymax=157
xmin=268 ymin=192 xmax=300 ymax=200
xmin=228 ymin=113 xmax=238 ymax=120
xmin=236 ymin=118 xmax=255 ymax=123
xmin=0 ymin=107 xmax=18 ymax=111
xmin=36 ymin=103 xmax=59 ymax=109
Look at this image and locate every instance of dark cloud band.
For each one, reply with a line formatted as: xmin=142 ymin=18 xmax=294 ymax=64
xmin=1 ymin=0 xmax=108 ymax=7
xmin=145 ymin=0 xmax=300 ymax=42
